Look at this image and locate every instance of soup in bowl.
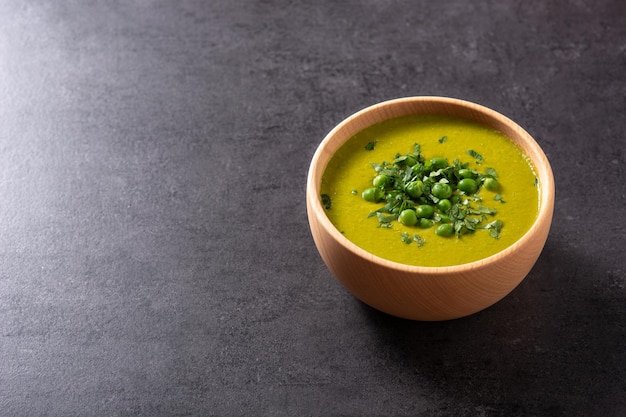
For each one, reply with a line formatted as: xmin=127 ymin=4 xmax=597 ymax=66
xmin=306 ymin=96 xmax=554 ymax=321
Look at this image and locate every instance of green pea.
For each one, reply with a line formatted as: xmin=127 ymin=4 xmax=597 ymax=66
xmin=405 ymin=155 xmax=417 ymax=167
xmin=457 ymin=178 xmax=478 ymax=194
xmin=410 ymin=163 xmax=424 ymax=177
xmin=415 ymin=205 xmax=434 ymax=218
xmin=418 ymin=218 xmax=433 ymax=228
xmin=373 ymin=174 xmax=391 ymax=188
xmin=435 ymin=223 xmax=454 ymax=237
xmin=437 ymin=199 xmax=452 ymax=213
xmin=430 ymin=157 xmax=448 ymax=170
xmin=406 ymin=180 xmax=424 ymax=199
xmin=458 ymin=168 xmax=473 ymax=179
xmin=431 ymin=182 xmax=452 ymax=199
xmin=398 ymin=209 xmax=418 ymax=226
xmin=483 ymin=177 xmax=500 ymax=192
xmin=362 ymin=187 xmax=383 ymax=202
xmin=438 ymin=214 xmax=451 ymax=224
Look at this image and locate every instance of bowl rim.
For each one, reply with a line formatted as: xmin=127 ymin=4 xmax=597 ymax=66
xmin=307 ymin=95 xmax=555 ymax=274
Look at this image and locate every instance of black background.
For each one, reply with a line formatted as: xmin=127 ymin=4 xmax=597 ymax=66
xmin=1 ymin=1 xmax=624 ymax=416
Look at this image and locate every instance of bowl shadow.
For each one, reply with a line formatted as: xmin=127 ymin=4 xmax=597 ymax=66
xmin=357 ymin=239 xmax=625 ymax=416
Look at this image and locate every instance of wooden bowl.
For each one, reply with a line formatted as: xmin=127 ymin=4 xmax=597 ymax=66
xmin=306 ymin=97 xmax=554 ymax=321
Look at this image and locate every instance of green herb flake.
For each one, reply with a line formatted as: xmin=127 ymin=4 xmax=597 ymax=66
xmin=454 ymin=220 xmax=465 ymax=236
xmin=438 ymin=136 xmax=448 ymax=144
xmin=464 ymin=217 xmax=481 ymax=231
xmin=351 ymin=189 xmax=358 ymax=195
xmin=401 ymin=232 xmax=412 ymax=244
xmin=485 ymin=167 xmax=498 ymax=178
xmin=364 ymin=140 xmax=377 ymax=151
xmin=393 ymin=155 xmax=408 ymax=165
xmin=376 ymin=212 xmax=396 ymax=224
xmin=484 ymin=219 xmax=503 ymax=239
xmin=476 ymin=205 xmax=496 ymax=215
xmin=494 ymin=194 xmax=506 ymax=203
xmin=466 ymin=149 xmax=484 ymax=163
xmin=321 ymin=194 xmax=332 ymax=210
xmin=413 ymin=234 xmax=426 ymax=247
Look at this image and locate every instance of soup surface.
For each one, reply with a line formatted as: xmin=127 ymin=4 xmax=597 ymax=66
xmin=320 ymin=114 xmax=539 ymax=267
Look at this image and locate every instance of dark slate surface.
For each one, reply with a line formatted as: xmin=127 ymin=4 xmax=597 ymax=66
xmin=1 ymin=1 xmax=624 ymax=416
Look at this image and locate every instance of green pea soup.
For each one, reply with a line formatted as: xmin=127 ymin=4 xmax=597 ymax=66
xmin=320 ymin=114 xmax=540 ymax=267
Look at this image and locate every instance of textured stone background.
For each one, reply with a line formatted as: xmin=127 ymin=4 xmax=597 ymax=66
xmin=1 ymin=1 xmax=624 ymax=416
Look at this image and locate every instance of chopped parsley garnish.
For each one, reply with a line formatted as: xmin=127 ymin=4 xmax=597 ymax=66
xmin=484 ymin=167 xmax=498 ymax=178
xmin=360 ymin=142 xmax=504 ymax=244
xmin=364 ymin=140 xmax=377 ymax=151
xmin=400 ymin=232 xmax=426 ymax=247
xmin=438 ymin=136 xmax=448 ymax=144
xmin=466 ymin=149 xmax=484 ymax=164
xmin=484 ymin=219 xmax=503 ymax=239
xmin=321 ymin=194 xmax=332 ymax=210
xmin=413 ymin=234 xmax=426 ymax=247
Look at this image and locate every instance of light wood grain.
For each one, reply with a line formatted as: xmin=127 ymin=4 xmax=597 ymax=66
xmin=306 ymin=97 xmax=555 ymax=321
